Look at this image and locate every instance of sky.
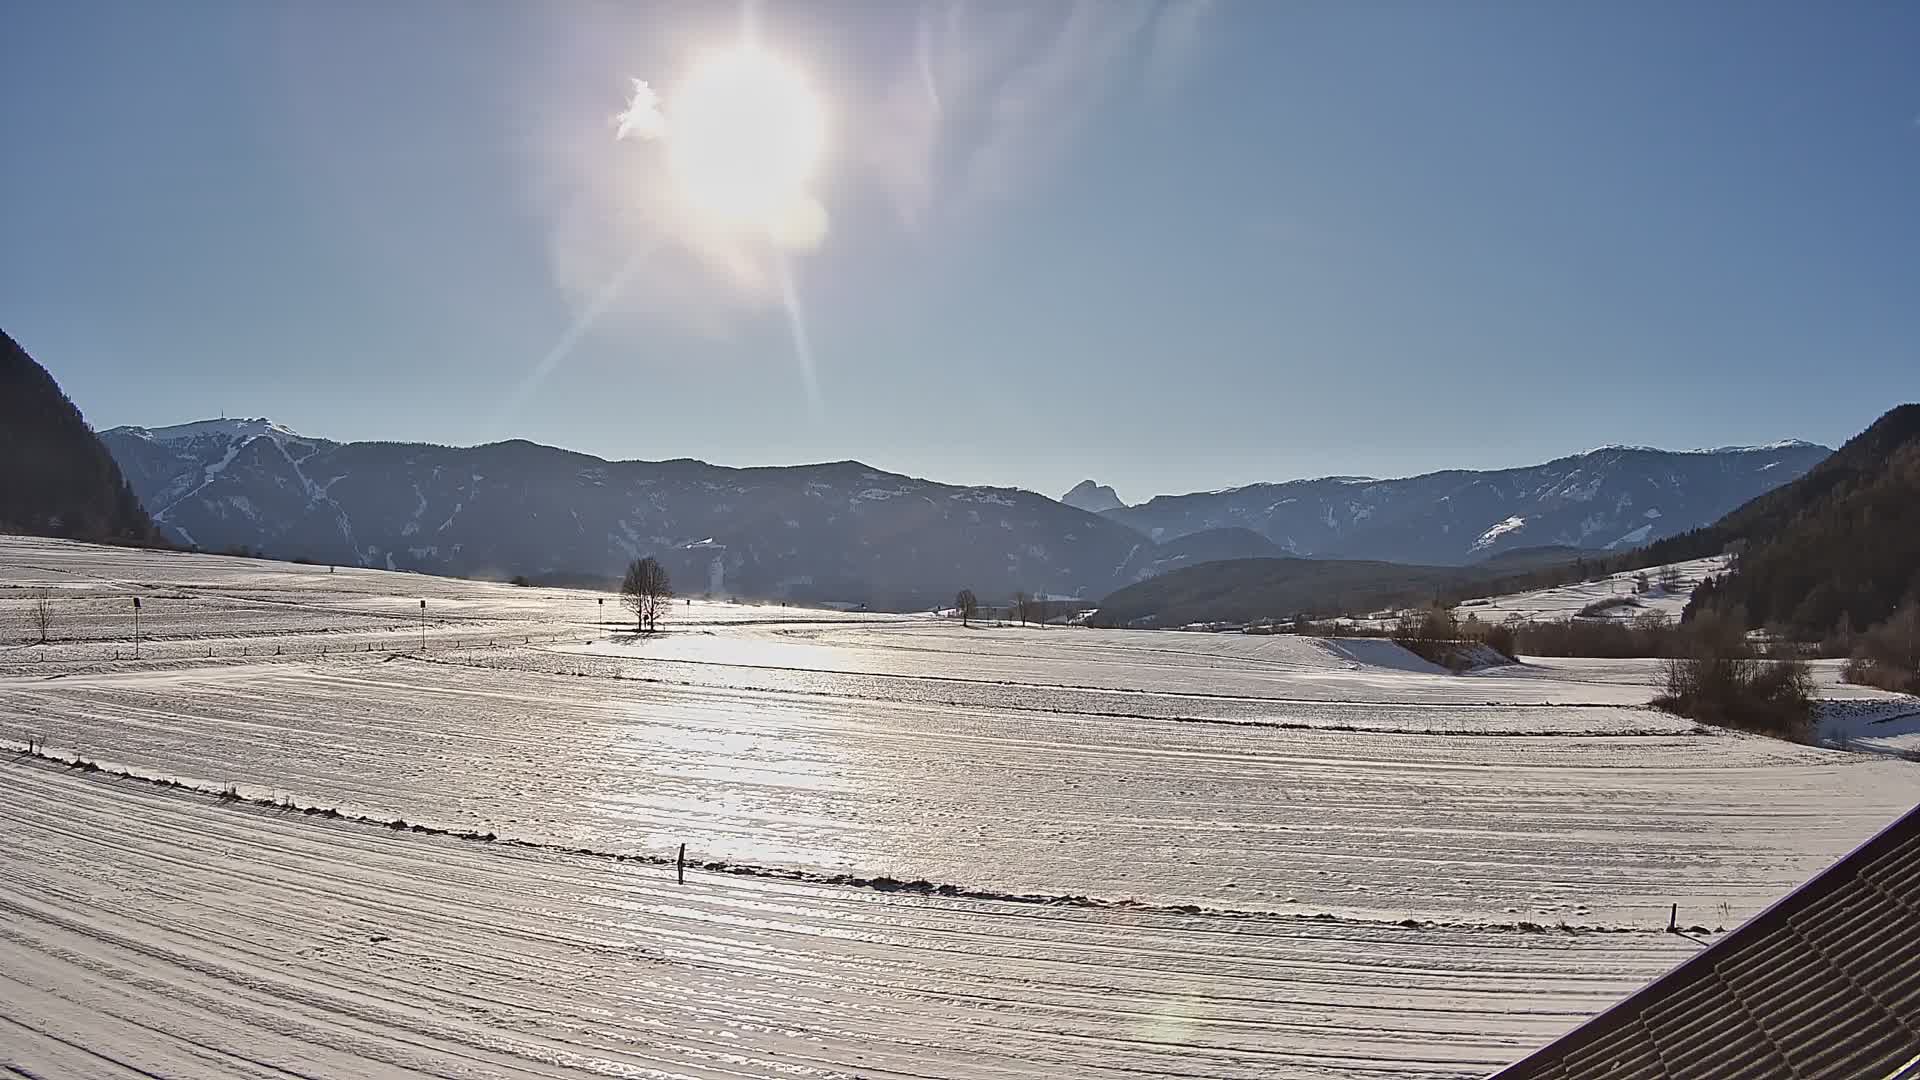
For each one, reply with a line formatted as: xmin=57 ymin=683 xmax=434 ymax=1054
xmin=4 ymin=1 xmax=1917 ymax=503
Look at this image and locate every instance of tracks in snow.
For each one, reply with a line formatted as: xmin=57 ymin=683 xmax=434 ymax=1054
xmin=0 ymin=759 xmax=1697 ymax=1080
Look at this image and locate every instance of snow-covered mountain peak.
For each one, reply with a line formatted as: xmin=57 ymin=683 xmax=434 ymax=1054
xmin=1687 ymin=438 xmax=1821 ymax=454
xmin=1589 ymin=439 xmax=1820 ymax=456
xmin=118 ymin=418 xmax=308 ymax=446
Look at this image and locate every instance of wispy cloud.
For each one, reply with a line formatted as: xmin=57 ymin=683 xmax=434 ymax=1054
xmin=958 ymin=1 xmax=1157 ymax=205
xmin=861 ymin=0 xmax=1215 ymax=229
xmin=1144 ymin=0 xmax=1215 ymax=104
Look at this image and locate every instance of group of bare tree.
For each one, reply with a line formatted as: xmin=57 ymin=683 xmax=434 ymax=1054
xmin=620 ymin=557 xmax=674 ymax=633
xmin=1010 ymin=591 xmax=1050 ymax=627
xmin=948 ymin=589 xmax=1052 ymax=628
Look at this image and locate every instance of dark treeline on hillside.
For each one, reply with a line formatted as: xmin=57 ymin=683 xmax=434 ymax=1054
xmin=1088 ymin=557 xmax=1471 ymax=628
xmin=0 ymin=329 xmax=162 ymax=545
xmin=1673 ymin=405 xmax=1920 ymax=640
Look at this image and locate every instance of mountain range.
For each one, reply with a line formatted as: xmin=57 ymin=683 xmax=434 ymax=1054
xmin=102 ymin=419 xmax=1197 ymax=609
xmin=98 ymin=418 xmax=1828 ymax=608
xmin=1085 ymin=440 xmax=1830 ymax=565
xmin=1096 ymin=405 xmax=1916 ymax=631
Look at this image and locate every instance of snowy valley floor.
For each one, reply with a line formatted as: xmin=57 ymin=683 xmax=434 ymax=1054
xmin=2 ymin=536 xmax=1917 ymax=1078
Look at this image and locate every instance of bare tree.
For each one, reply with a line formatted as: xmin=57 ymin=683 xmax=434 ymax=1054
xmin=955 ymin=588 xmax=978 ymax=627
xmin=1657 ymin=564 xmax=1684 ymax=595
xmin=621 ymin=557 xmax=674 ymax=633
xmin=1011 ymin=591 xmax=1031 ymax=627
xmin=29 ymin=588 xmax=52 ymax=645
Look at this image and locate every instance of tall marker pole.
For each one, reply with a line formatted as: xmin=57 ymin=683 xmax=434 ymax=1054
xmin=420 ymin=599 xmax=427 ymax=652
xmin=131 ymin=596 xmax=141 ymax=659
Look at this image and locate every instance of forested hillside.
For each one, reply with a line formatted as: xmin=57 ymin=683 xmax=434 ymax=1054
xmin=0 ymin=330 xmax=160 ymax=545
xmin=1089 ymin=557 xmax=1470 ymax=628
xmin=1672 ymin=404 xmax=1920 ymax=637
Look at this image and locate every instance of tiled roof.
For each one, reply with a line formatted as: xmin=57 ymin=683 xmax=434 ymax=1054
xmin=1492 ymin=802 xmax=1920 ymax=1080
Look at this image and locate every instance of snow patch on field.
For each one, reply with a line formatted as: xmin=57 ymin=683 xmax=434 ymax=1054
xmin=1819 ymin=699 xmax=1920 ymax=755
xmin=1319 ymin=636 xmax=1450 ymax=674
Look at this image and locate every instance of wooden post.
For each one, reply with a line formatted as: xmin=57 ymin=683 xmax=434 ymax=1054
xmin=677 ymin=843 xmax=686 ymax=885
xmin=1668 ymin=903 xmax=1678 ymax=932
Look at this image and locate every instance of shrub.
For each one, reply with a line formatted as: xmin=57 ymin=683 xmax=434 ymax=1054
xmin=1844 ymin=655 xmax=1920 ymax=695
xmin=1843 ymin=604 xmax=1920 ymax=694
xmin=1392 ymin=607 xmax=1447 ymax=636
xmin=1393 ymin=607 xmax=1461 ymax=667
xmin=1576 ymin=596 xmax=1641 ymax=618
xmin=1478 ymin=621 xmax=1518 ymax=662
xmin=1514 ymin=614 xmax=1689 ymax=658
xmin=1388 ymin=608 xmax=1520 ymax=668
xmin=1654 ymin=645 xmax=1813 ymax=741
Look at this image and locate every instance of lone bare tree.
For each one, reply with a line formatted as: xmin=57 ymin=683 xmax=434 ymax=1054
xmin=1011 ymin=591 xmax=1031 ymax=627
xmin=621 ymin=557 xmax=674 ymax=633
xmin=29 ymin=588 xmax=52 ymax=644
xmin=1657 ymin=563 xmax=1684 ymax=595
xmin=954 ymin=588 xmax=978 ymax=627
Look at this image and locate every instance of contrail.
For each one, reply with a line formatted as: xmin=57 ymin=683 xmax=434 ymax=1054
xmin=502 ymin=250 xmax=648 ymax=418
xmin=918 ymin=3 xmax=942 ymax=114
xmin=776 ymin=254 xmax=823 ymax=420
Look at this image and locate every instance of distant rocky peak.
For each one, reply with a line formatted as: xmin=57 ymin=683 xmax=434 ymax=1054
xmin=1062 ymin=480 xmax=1125 ymax=514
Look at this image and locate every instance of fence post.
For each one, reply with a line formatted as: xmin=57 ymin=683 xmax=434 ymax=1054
xmin=677 ymin=843 xmax=686 ymax=885
xmin=1668 ymin=903 xmax=1678 ymax=932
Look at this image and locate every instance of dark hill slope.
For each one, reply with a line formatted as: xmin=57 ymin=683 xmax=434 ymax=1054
xmin=1664 ymin=404 xmax=1920 ymax=635
xmin=1089 ymin=557 xmax=1469 ymax=629
xmin=0 ymin=329 xmax=160 ymax=544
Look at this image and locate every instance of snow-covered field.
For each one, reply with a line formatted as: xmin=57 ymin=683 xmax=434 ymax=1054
xmin=2 ymin=535 xmax=1916 ymax=1078
xmin=1452 ymin=555 xmax=1731 ymax=625
xmin=2 ymin=758 xmax=1695 ymax=1080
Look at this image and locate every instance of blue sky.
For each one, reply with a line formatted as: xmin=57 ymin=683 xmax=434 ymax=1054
xmin=4 ymin=1 xmax=1916 ymax=502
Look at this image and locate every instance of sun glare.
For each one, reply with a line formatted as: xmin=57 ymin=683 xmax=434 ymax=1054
xmin=668 ymin=46 xmax=826 ymax=227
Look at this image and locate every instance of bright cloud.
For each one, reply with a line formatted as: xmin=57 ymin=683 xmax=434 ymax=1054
xmin=613 ymin=79 xmax=667 ymax=142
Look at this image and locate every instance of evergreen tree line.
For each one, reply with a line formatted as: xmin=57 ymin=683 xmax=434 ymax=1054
xmin=1674 ymin=406 xmax=1920 ymax=691
xmin=1 ymin=329 xmax=162 ymax=546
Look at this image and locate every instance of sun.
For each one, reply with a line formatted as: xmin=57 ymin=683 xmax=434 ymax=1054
xmin=667 ymin=46 xmax=826 ymax=227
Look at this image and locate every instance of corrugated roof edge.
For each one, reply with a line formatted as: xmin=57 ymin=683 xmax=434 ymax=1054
xmin=1488 ymin=800 xmax=1920 ymax=1078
